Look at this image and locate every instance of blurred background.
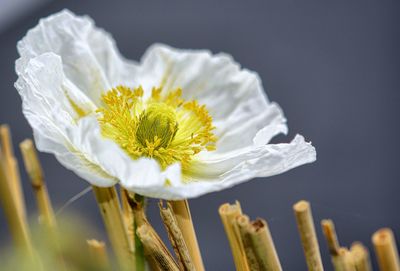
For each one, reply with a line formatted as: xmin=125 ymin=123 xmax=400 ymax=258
xmin=0 ymin=0 xmax=399 ymax=270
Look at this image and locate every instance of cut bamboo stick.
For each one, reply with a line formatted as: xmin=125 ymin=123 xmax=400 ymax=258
xmin=219 ymin=201 xmax=249 ymax=271
xmin=137 ymin=223 xmax=180 ymax=271
xmin=372 ymin=228 xmax=400 ymax=271
xmin=20 ymin=139 xmax=56 ymax=229
xmin=236 ymin=215 xmax=260 ymax=270
xmin=0 ymin=124 xmax=26 ymax=220
xmin=120 ymin=187 xmax=135 ymax=250
xmin=92 ymin=186 xmax=134 ymax=271
xmin=293 ymin=200 xmax=324 ymax=271
xmin=87 ymin=239 xmax=110 ymax=269
xmin=331 ymin=248 xmax=356 ymax=271
xmin=248 ymin=218 xmax=282 ymax=271
xmin=321 ymin=219 xmax=340 ymax=256
xmin=159 ymin=201 xmax=195 ymax=271
xmin=350 ymin=242 xmax=372 ymax=271
xmin=168 ymin=200 xmax=205 ymax=271
xmin=0 ymin=149 xmax=34 ymax=260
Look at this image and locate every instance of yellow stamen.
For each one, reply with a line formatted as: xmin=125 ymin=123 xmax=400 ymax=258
xmin=97 ymin=85 xmax=216 ymax=170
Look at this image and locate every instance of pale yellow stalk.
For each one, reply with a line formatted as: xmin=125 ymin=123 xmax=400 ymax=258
xmin=293 ymin=200 xmax=324 ymax=271
xmin=247 ymin=218 xmax=282 ymax=271
xmin=0 ymin=148 xmax=34 ymax=260
xmin=92 ymin=186 xmax=134 ymax=271
xmin=137 ymin=223 xmax=179 ymax=271
xmin=372 ymin=228 xmax=400 ymax=271
xmin=350 ymin=242 xmax=372 ymax=271
xmin=20 ymin=139 xmax=56 ymax=229
xmin=219 ymin=201 xmax=249 ymax=271
xmin=0 ymin=125 xmax=26 ymax=220
xmin=87 ymin=239 xmax=110 ymax=269
xmin=159 ymin=201 xmax=195 ymax=271
xmin=168 ymin=199 xmax=205 ymax=271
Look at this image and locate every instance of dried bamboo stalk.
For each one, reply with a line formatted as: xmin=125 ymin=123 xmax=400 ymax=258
xmin=321 ymin=219 xmax=352 ymax=271
xmin=137 ymin=224 xmax=180 ymax=271
xmin=159 ymin=201 xmax=195 ymax=271
xmin=321 ymin=219 xmax=340 ymax=256
xmin=0 ymin=149 xmax=34 ymax=260
xmin=20 ymin=139 xmax=56 ymax=229
xmin=168 ymin=199 xmax=205 ymax=271
xmin=120 ymin=187 xmax=135 ymax=250
xmin=87 ymin=239 xmax=110 ymax=269
xmin=219 ymin=201 xmax=249 ymax=271
xmin=350 ymin=242 xmax=372 ymax=271
xmin=331 ymin=248 xmax=356 ymax=271
xmin=372 ymin=228 xmax=400 ymax=271
xmin=293 ymin=200 xmax=324 ymax=271
xmin=248 ymin=218 xmax=282 ymax=271
xmin=0 ymin=125 xmax=26 ymax=220
xmin=92 ymin=186 xmax=134 ymax=271
xmin=236 ymin=215 xmax=259 ymax=270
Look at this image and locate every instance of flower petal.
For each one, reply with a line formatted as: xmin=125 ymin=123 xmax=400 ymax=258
xmin=15 ymin=52 xmax=116 ymax=187
xmin=135 ymin=44 xmax=287 ymax=153
xmin=16 ymin=9 xmax=138 ymax=105
xmin=160 ymin=135 xmax=316 ymax=199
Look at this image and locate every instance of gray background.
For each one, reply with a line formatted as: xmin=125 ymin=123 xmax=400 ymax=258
xmin=0 ymin=0 xmax=399 ymax=270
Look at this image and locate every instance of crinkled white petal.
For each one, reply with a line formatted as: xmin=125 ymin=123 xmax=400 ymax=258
xmin=16 ymin=9 xmax=138 ymax=105
xmin=15 ymin=52 xmax=116 ymax=187
xmin=134 ymin=44 xmax=288 ymax=153
xmin=140 ymin=135 xmax=316 ymax=199
xmin=15 ymin=10 xmax=317 ymax=200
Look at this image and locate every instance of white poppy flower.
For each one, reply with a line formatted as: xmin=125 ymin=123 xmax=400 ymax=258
xmin=15 ymin=10 xmax=316 ymax=199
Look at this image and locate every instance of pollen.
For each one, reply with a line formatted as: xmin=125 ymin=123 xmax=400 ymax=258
xmin=97 ymin=85 xmax=216 ymax=169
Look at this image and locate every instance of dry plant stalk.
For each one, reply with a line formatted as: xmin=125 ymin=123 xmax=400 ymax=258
xmin=0 ymin=125 xmax=26 ymax=220
xmin=321 ymin=219 xmax=353 ymax=271
xmin=331 ymin=248 xmax=356 ymax=271
xmin=159 ymin=201 xmax=195 ymax=271
xmin=120 ymin=187 xmax=135 ymax=249
xmin=372 ymin=228 xmax=400 ymax=271
xmin=321 ymin=219 xmax=340 ymax=256
xmin=293 ymin=200 xmax=324 ymax=271
xmin=137 ymin=223 xmax=180 ymax=271
xmin=236 ymin=215 xmax=259 ymax=270
xmin=219 ymin=201 xmax=249 ymax=271
xmin=168 ymin=200 xmax=205 ymax=271
xmin=248 ymin=218 xmax=282 ymax=271
xmin=0 ymin=149 xmax=34 ymax=260
xmin=350 ymin=242 xmax=372 ymax=271
xmin=92 ymin=186 xmax=134 ymax=271
xmin=20 ymin=139 xmax=56 ymax=229
xmin=87 ymin=239 xmax=110 ymax=269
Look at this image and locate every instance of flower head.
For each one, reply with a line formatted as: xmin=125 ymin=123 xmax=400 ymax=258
xmin=15 ymin=10 xmax=316 ymax=199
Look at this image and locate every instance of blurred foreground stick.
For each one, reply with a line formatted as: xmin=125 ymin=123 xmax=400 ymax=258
xmin=0 ymin=135 xmax=34 ymax=261
xmin=0 ymin=125 xmax=26 ymax=222
xmin=20 ymin=139 xmax=56 ymax=230
xmin=372 ymin=228 xmax=400 ymax=271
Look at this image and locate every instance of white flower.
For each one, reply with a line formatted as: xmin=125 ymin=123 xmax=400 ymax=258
xmin=15 ymin=10 xmax=316 ymax=199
